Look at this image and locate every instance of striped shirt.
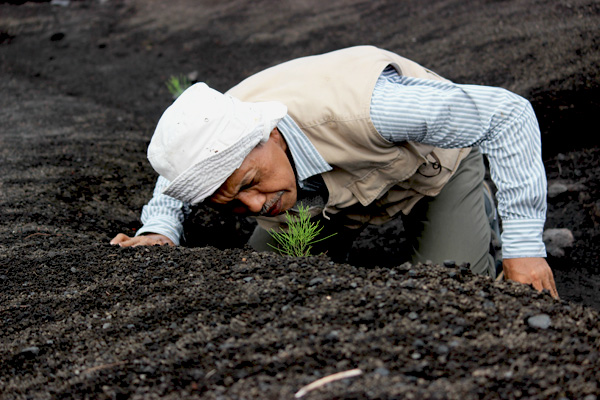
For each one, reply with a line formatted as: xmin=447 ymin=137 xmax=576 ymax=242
xmin=137 ymin=67 xmax=547 ymax=258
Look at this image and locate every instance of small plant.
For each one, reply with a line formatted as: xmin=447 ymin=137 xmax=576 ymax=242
xmin=165 ymin=75 xmax=192 ymax=99
xmin=268 ymin=203 xmax=336 ymax=257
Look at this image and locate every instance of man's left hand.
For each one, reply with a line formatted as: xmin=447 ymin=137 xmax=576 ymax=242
xmin=502 ymin=257 xmax=559 ymax=299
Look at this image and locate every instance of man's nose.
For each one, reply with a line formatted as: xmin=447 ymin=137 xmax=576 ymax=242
xmin=236 ymin=191 xmax=265 ymax=214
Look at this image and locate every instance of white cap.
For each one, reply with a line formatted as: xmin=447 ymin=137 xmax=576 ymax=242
xmin=147 ymin=82 xmax=287 ymax=204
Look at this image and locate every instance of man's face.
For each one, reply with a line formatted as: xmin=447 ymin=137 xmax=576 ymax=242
xmin=207 ymin=128 xmax=297 ymax=216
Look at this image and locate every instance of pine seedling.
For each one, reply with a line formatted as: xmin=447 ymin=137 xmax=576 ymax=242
xmin=268 ymin=203 xmax=336 ymax=257
xmin=165 ymin=75 xmax=192 ymax=99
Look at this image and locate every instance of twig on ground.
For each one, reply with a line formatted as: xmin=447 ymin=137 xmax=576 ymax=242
xmin=24 ymin=232 xmax=55 ymax=239
xmin=294 ymin=368 xmax=362 ymax=398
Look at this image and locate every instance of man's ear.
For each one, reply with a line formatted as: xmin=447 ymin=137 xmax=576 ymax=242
xmin=269 ymin=127 xmax=287 ymax=151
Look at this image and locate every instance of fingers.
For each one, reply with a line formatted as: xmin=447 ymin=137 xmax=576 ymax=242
xmin=543 ymin=269 xmax=560 ymax=299
xmin=110 ymin=233 xmax=175 ymax=247
xmin=110 ymin=233 xmax=131 ymax=245
xmin=530 ymin=262 xmax=559 ymax=299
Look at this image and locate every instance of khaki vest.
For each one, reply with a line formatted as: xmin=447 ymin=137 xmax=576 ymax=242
xmin=227 ymin=46 xmax=470 ymax=229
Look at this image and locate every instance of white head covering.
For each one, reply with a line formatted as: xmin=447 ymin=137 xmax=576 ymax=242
xmin=147 ymin=83 xmax=287 ymax=204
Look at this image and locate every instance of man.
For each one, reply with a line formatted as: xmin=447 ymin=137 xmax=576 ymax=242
xmin=111 ymin=46 xmax=558 ymax=298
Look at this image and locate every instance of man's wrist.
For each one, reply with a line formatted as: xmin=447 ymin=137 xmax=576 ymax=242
xmin=501 ymin=219 xmax=546 ymax=259
xmin=136 ymin=221 xmax=181 ymax=245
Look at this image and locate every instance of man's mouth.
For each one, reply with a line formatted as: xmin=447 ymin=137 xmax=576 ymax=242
xmin=260 ymin=191 xmax=285 ymax=217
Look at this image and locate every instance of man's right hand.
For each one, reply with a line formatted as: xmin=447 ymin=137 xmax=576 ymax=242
xmin=110 ymin=233 xmax=175 ymax=247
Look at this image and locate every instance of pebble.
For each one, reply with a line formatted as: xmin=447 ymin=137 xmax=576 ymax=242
xmin=374 ymin=367 xmax=390 ymax=376
xmin=102 ymin=323 xmax=112 ymax=330
xmin=443 ymin=260 xmax=456 ymax=268
xmin=309 ymin=277 xmax=324 ymax=286
xmin=326 ymin=330 xmax=339 ymax=340
xmin=527 ymin=314 xmax=552 ymax=329
xmin=543 ymin=228 xmax=574 ymax=257
xmin=436 ymin=345 xmax=449 ymax=355
xmin=51 ymin=0 xmax=71 ymax=7
xmin=483 ymin=301 xmax=496 ymax=310
xmin=20 ymin=346 xmax=40 ymax=357
xmin=408 ymin=312 xmax=419 ymax=320
xmin=547 ymin=182 xmax=569 ymax=198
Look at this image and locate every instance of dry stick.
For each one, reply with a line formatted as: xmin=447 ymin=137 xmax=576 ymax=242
xmin=294 ymin=368 xmax=363 ymax=398
xmin=24 ymin=232 xmax=55 ymax=239
xmin=495 ymin=270 xmax=505 ymax=281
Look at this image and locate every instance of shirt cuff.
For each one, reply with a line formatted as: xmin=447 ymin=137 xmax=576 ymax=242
xmin=501 ymin=219 xmax=547 ymax=259
xmin=135 ymin=217 xmax=183 ymax=246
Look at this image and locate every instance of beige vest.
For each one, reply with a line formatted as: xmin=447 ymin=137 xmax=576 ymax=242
xmin=227 ymin=46 xmax=470 ymax=229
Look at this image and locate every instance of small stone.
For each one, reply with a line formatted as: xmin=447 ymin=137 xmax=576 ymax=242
xmin=374 ymin=367 xmax=390 ymax=376
xmin=20 ymin=346 xmax=40 ymax=357
xmin=443 ymin=260 xmax=456 ymax=268
xmin=436 ymin=345 xmax=449 ymax=355
xmin=70 ymin=267 xmax=77 ymax=273
xmin=243 ymin=277 xmax=254 ymax=282
xmin=527 ymin=314 xmax=551 ymax=329
xmin=408 ymin=311 xmax=419 ymax=320
xmin=547 ymin=182 xmax=569 ymax=198
xmin=102 ymin=323 xmax=112 ymax=330
xmin=309 ymin=277 xmax=324 ymax=286
xmin=483 ymin=301 xmax=496 ymax=310
xmin=543 ymin=228 xmax=574 ymax=257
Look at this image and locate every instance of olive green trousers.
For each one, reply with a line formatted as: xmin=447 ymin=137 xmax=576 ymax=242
xmin=249 ymin=148 xmax=497 ymax=278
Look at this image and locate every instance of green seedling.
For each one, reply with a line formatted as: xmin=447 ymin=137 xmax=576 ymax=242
xmin=268 ymin=203 xmax=336 ymax=257
xmin=165 ymin=75 xmax=192 ymax=99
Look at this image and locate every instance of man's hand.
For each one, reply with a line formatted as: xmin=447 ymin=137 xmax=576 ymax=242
xmin=110 ymin=233 xmax=175 ymax=247
xmin=502 ymin=257 xmax=559 ymax=299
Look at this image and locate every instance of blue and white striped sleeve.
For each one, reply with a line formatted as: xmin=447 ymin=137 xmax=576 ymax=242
xmin=371 ymin=70 xmax=547 ymax=259
xmin=135 ymin=175 xmax=186 ymax=245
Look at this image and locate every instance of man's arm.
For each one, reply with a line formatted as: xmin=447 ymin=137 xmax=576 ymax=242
xmin=110 ymin=176 xmax=186 ymax=247
xmin=371 ymin=70 xmax=557 ymax=297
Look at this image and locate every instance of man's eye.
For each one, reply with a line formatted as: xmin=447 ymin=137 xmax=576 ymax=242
xmin=240 ymin=181 xmax=254 ymax=192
